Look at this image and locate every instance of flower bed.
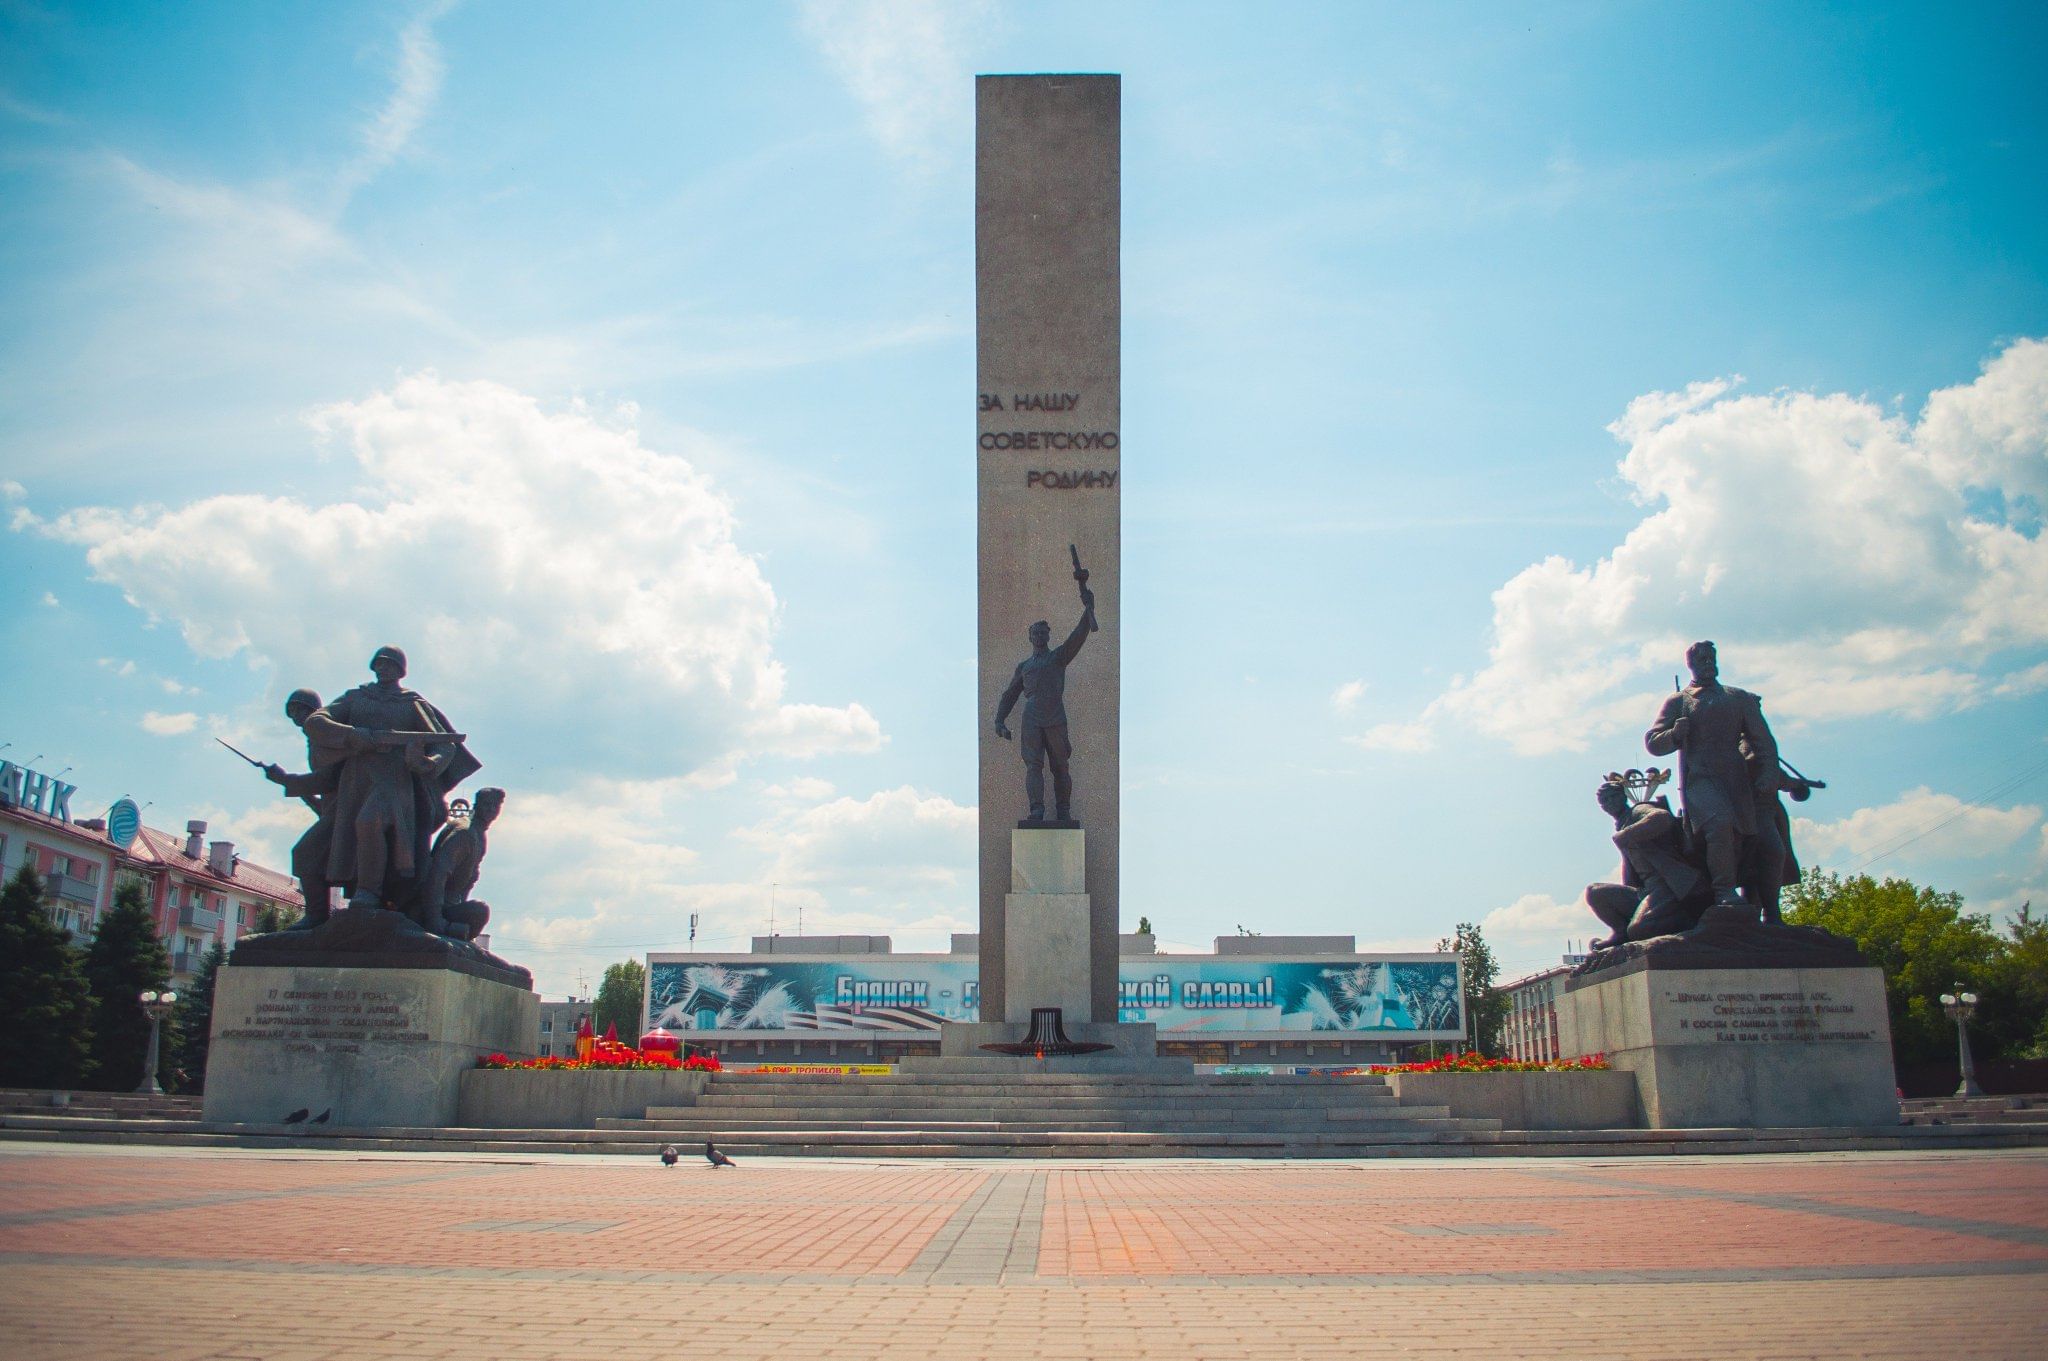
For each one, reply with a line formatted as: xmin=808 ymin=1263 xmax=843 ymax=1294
xmin=476 ymin=1042 xmax=722 ymax=1073
xmin=1362 ymin=1051 xmax=1609 ymax=1075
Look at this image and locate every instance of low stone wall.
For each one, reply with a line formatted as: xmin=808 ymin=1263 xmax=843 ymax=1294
xmin=1386 ymin=1070 xmax=1641 ymax=1130
xmin=456 ymin=1068 xmax=710 ymax=1129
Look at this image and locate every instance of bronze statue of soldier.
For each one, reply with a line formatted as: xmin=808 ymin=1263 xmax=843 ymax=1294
xmin=1645 ymin=640 xmax=1779 ymax=906
xmin=1584 ymin=771 xmax=1711 ymax=948
xmin=260 ymin=687 xmax=344 ymax=929
xmin=994 ymin=547 xmax=1097 ymax=826
xmin=303 ymin=646 xmax=479 ymax=924
xmin=423 ymin=786 xmax=505 ymax=941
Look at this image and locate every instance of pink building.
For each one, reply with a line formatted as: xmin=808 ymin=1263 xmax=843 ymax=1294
xmin=1 ymin=789 xmax=301 ymax=983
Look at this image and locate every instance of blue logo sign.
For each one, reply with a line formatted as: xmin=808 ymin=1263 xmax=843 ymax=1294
xmin=106 ymin=797 xmax=141 ymax=850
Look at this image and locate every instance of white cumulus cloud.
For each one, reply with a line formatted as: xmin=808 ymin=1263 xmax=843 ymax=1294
xmin=139 ymin=711 xmax=199 ymax=736
xmin=1367 ymin=338 xmax=2048 ymax=755
xmin=797 ymin=0 xmax=988 ymax=171
xmin=1792 ymin=787 xmax=2042 ymax=867
xmin=742 ymin=784 xmax=977 ymax=895
xmin=36 ymin=372 xmax=880 ymax=780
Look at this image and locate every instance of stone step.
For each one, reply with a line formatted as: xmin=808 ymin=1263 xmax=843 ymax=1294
xmin=673 ymin=1094 xmax=1412 ymax=1113
xmin=704 ymin=1072 xmax=1392 ymax=1080
xmin=0 ymin=1088 xmax=204 ymax=1116
xmin=8 ymin=1115 xmax=2047 ymax=1159
xmin=1902 ymin=1108 xmax=2048 ymax=1126
xmin=710 ymin=1073 xmax=1389 ymax=1089
xmin=595 ymin=1113 xmax=1489 ymax=1135
xmin=639 ymin=1101 xmax=1449 ymax=1122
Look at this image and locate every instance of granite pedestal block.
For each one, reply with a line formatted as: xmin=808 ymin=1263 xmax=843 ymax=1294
xmin=1555 ymin=964 xmax=1896 ymax=1129
xmin=203 ymin=963 xmax=537 ymax=1129
xmin=1003 ymin=828 xmax=1094 ymax=1023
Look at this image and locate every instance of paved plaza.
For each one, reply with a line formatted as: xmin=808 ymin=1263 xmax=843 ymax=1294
xmin=1 ymin=1144 xmax=2044 ymax=1359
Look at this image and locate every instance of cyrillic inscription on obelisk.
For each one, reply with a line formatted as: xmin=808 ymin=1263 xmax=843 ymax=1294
xmin=976 ymin=74 xmax=1121 ymax=1023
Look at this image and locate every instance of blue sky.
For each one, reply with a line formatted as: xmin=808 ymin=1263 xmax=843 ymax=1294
xmin=3 ymin=0 xmax=2044 ymax=995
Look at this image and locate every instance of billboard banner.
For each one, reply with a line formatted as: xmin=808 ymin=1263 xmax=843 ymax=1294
xmin=646 ymin=954 xmax=1463 ymax=1040
xmin=647 ymin=956 xmax=979 ymax=1035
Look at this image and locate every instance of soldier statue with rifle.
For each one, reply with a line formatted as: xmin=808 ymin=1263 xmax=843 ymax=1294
xmin=994 ymin=545 xmax=1098 ymax=826
xmin=301 ymin=646 xmax=480 ymax=923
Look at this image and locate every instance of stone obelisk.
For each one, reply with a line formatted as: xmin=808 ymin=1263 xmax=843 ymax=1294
xmin=976 ymin=74 xmax=1121 ymax=1024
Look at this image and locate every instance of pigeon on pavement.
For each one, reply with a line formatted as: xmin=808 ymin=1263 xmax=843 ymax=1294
xmin=311 ymin=1109 xmax=331 ymax=1124
xmin=283 ymin=1108 xmax=310 ymax=1125
xmin=660 ymin=1144 xmax=680 ymax=1167
xmin=705 ymin=1140 xmax=736 ymax=1168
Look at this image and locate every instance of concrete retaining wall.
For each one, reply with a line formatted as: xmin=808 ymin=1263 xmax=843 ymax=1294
xmin=457 ymin=1069 xmax=710 ymax=1128
xmin=1386 ymin=1070 xmax=1642 ymax=1130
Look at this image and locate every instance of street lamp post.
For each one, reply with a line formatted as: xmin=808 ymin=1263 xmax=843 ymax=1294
xmin=136 ymin=989 xmax=178 ymax=1095
xmin=1938 ymin=987 xmax=1982 ymax=1100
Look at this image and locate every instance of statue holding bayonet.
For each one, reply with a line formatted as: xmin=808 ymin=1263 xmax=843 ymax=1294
xmin=216 ymin=690 xmax=347 ymax=929
xmin=302 ymin=645 xmax=480 ymax=923
xmin=994 ymin=545 xmax=1098 ymax=827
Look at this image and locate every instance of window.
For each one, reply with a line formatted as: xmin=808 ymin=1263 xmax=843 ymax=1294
xmin=540 ymin=1018 xmax=553 ymax=1033
xmin=540 ymin=1043 xmax=551 ymax=1056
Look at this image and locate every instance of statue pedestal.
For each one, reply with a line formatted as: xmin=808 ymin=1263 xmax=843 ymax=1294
xmin=930 ymin=828 xmax=1184 ymax=1073
xmin=1004 ymin=828 xmax=1092 ymax=1023
xmin=1555 ymin=958 xmax=1896 ymax=1129
xmin=202 ymin=960 xmax=536 ymax=1130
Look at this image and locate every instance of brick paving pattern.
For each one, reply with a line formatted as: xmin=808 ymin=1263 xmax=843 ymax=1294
xmin=1 ymin=1144 xmax=2043 ymax=1358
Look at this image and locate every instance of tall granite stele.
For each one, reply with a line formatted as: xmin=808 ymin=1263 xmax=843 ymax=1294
xmin=935 ymin=72 xmax=1180 ymax=1074
xmin=202 ymin=649 xmax=537 ymax=1130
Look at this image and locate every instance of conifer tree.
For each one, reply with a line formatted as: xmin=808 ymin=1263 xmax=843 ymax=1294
xmin=168 ymin=940 xmax=228 ymax=1093
xmin=0 ymin=864 xmax=95 ymax=1088
xmin=82 ymin=875 xmax=174 ymax=1090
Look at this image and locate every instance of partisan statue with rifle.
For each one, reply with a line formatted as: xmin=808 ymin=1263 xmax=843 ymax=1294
xmin=1580 ymin=639 xmax=1836 ymax=960
xmin=220 ymin=645 xmax=503 ymax=944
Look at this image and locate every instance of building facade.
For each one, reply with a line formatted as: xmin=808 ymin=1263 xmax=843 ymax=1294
xmin=1501 ymin=959 xmax=1586 ymax=1063
xmin=1 ymin=757 xmax=302 ymax=984
xmin=535 ymin=998 xmax=591 ymax=1058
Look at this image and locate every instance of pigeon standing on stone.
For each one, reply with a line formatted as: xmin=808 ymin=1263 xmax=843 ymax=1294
xmin=311 ymin=1109 xmax=331 ymax=1124
xmin=660 ymin=1144 xmax=679 ymax=1167
xmin=283 ymin=1108 xmax=310 ymax=1125
xmin=705 ymin=1140 xmax=736 ymax=1168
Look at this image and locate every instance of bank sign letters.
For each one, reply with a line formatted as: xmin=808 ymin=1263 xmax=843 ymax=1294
xmin=979 ymin=391 xmax=1119 ymax=492
xmin=0 ymin=760 xmax=77 ymax=822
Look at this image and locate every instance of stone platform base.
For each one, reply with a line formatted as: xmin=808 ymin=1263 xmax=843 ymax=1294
xmin=203 ymin=963 xmax=536 ymax=1129
xmin=917 ymin=1021 xmax=1192 ymax=1075
xmin=1557 ymin=964 xmax=1896 ymax=1128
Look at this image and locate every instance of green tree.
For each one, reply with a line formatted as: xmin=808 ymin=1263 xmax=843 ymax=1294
xmin=168 ymin=940 xmax=229 ymax=1093
xmin=1979 ymin=902 xmax=2048 ymax=1060
xmin=593 ymin=959 xmax=647 ymax=1043
xmin=81 ymin=875 xmax=174 ymax=1090
xmin=1784 ymin=869 xmax=2005 ymax=1066
xmin=1136 ymin=916 xmax=1152 ymax=936
xmin=0 ymin=864 xmax=96 ymax=1088
xmin=1435 ymin=921 xmax=1507 ymax=1057
xmin=251 ymin=901 xmax=301 ymax=934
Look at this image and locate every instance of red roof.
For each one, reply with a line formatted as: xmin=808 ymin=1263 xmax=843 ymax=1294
xmin=3 ymin=801 xmax=300 ymax=907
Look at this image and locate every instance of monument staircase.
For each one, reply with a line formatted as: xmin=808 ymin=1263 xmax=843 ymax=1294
xmin=1900 ymin=1093 xmax=2048 ymax=1128
xmin=5 ymin=1073 xmax=2048 ymax=1156
xmin=590 ymin=1070 xmax=1498 ymax=1157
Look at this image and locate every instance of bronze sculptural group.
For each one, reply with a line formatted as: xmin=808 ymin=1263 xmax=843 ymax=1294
xmin=1581 ymin=641 xmax=1825 ymax=957
xmin=244 ymin=646 xmax=504 ymax=945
